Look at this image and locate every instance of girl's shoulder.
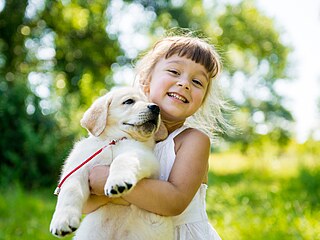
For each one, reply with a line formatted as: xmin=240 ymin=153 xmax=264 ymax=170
xmin=174 ymin=127 xmax=210 ymax=153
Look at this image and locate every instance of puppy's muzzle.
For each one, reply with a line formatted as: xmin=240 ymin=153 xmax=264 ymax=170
xmin=148 ymin=104 xmax=160 ymax=115
xmin=123 ymin=104 xmax=160 ymax=134
xmin=146 ymin=104 xmax=160 ymax=126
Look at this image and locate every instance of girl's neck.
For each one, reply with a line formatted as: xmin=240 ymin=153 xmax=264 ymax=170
xmin=162 ymin=119 xmax=185 ymax=134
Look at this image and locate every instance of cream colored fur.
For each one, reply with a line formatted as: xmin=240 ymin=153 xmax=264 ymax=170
xmin=50 ymin=87 xmax=173 ymax=240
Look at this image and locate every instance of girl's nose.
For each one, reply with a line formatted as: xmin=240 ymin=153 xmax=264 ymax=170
xmin=176 ymin=77 xmax=190 ymax=90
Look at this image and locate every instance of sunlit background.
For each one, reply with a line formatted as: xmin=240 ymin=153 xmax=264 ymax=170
xmin=257 ymin=0 xmax=320 ymax=143
xmin=0 ymin=0 xmax=319 ymax=239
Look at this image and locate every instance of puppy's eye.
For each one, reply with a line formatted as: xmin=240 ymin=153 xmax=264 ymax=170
xmin=122 ymin=99 xmax=135 ymax=105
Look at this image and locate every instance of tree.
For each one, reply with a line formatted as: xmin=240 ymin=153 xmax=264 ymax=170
xmin=0 ymin=0 xmax=294 ymax=187
xmin=214 ymin=1 xmax=293 ymax=150
xmin=0 ymin=0 xmax=72 ymax=188
xmin=117 ymin=0 xmax=294 ymax=150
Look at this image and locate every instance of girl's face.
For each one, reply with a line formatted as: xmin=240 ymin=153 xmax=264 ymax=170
xmin=148 ymin=55 xmax=210 ymax=123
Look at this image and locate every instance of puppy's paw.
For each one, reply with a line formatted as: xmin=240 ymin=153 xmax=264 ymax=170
xmin=104 ymin=174 xmax=136 ymax=197
xmin=50 ymin=208 xmax=81 ymax=237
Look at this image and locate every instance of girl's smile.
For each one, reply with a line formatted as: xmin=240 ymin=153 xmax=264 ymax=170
xmin=148 ymin=55 xmax=210 ymax=125
xmin=167 ymin=92 xmax=189 ymax=103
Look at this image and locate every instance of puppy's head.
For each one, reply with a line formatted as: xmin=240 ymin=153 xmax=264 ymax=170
xmin=80 ymin=87 xmax=161 ymax=141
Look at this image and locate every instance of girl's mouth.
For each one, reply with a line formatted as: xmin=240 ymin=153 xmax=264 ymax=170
xmin=167 ymin=92 xmax=189 ymax=103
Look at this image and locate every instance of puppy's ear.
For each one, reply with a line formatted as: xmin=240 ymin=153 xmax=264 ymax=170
xmin=80 ymin=94 xmax=111 ymax=136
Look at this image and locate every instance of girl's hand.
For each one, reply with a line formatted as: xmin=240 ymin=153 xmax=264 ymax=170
xmin=84 ymin=165 xmax=129 ymax=214
xmin=89 ymin=165 xmax=109 ymax=195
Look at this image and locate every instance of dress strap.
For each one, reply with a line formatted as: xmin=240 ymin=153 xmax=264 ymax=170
xmin=155 ymin=125 xmax=190 ymax=181
xmin=168 ymin=125 xmax=189 ymax=140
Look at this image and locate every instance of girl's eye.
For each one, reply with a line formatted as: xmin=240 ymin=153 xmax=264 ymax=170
xmin=122 ymin=99 xmax=135 ymax=105
xmin=192 ymin=79 xmax=203 ymax=87
xmin=167 ymin=69 xmax=180 ymax=75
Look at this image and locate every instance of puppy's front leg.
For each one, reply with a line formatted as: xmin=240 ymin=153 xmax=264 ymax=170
xmin=104 ymin=151 xmax=158 ymax=197
xmin=50 ymin=174 xmax=90 ymax=237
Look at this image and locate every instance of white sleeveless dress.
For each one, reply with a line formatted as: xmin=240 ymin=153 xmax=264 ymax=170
xmin=154 ymin=126 xmax=221 ymax=240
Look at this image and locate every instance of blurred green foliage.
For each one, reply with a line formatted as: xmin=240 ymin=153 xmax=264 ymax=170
xmin=1 ymin=1 xmax=318 ymax=239
xmin=0 ymin=0 xmax=297 ymax=187
xmin=0 ymin=78 xmax=73 ymax=188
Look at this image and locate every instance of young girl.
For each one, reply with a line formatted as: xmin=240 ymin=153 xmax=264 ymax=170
xmin=85 ymin=32 xmax=228 ymax=240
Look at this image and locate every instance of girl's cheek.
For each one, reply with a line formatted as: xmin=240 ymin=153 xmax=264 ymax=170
xmin=149 ymin=94 xmax=160 ymax=106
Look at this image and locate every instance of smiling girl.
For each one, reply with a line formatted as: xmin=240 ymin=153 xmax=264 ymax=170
xmin=86 ymin=32 xmax=229 ymax=240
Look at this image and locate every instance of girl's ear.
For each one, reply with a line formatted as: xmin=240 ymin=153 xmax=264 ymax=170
xmin=80 ymin=94 xmax=111 ymax=137
xmin=142 ymin=85 xmax=150 ymax=96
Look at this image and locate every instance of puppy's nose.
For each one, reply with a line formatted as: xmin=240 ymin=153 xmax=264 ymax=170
xmin=148 ymin=104 xmax=160 ymax=114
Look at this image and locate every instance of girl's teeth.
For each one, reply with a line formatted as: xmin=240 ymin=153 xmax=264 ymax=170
xmin=168 ymin=93 xmax=187 ymax=103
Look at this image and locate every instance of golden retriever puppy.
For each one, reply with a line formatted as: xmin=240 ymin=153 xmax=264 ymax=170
xmin=50 ymin=87 xmax=173 ymax=240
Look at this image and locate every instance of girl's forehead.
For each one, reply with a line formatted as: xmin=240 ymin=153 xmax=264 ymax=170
xmin=162 ymin=55 xmax=209 ymax=72
xmin=157 ymin=39 xmax=220 ymax=78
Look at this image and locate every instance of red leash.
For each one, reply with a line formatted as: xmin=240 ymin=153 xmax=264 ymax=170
xmin=54 ymin=137 xmax=127 ymax=196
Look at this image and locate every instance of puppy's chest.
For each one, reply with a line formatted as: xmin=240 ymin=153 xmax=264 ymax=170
xmin=81 ymin=139 xmax=141 ymax=167
xmin=91 ymin=145 xmax=117 ymax=166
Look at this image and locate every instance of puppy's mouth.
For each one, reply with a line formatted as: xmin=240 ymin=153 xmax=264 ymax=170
xmin=144 ymin=118 xmax=159 ymax=128
xmin=123 ymin=118 xmax=158 ymax=128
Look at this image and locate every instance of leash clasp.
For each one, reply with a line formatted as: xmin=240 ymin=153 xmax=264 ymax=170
xmin=54 ymin=187 xmax=61 ymax=196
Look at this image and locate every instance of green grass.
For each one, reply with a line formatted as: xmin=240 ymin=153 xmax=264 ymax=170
xmin=207 ymin=143 xmax=320 ymax=240
xmin=0 ymin=142 xmax=319 ymax=239
xmin=0 ymin=186 xmax=72 ymax=240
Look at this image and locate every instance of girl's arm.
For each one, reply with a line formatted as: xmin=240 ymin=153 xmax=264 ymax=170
xmin=83 ymin=195 xmax=110 ymax=214
xmin=87 ymin=128 xmax=210 ymax=216
xmin=83 ymin=165 xmax=110 ymax=214
xmin=123 ymin=128 xmax=210 ymax=216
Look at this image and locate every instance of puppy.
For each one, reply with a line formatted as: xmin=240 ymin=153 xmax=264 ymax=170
xmin=50 ymin=87 xmax=173 ymax=240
